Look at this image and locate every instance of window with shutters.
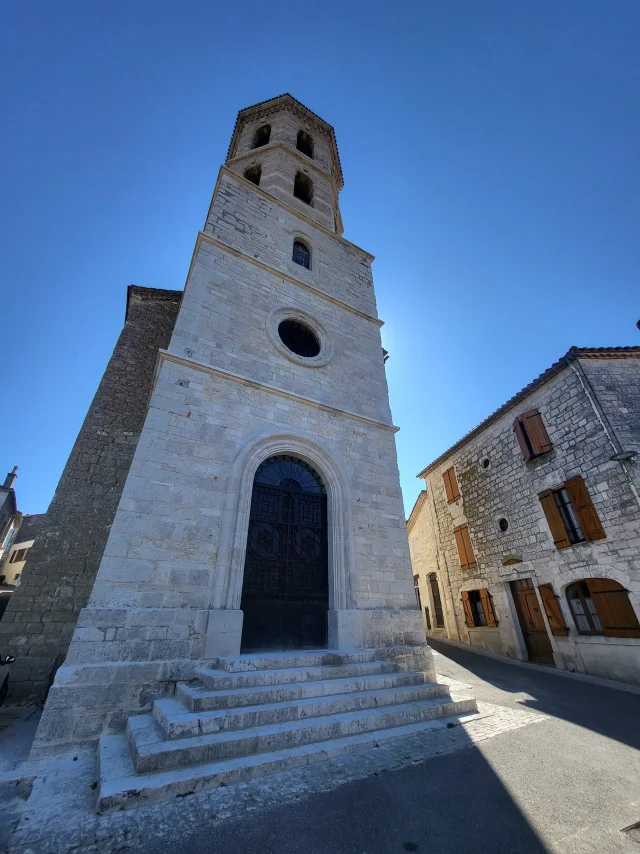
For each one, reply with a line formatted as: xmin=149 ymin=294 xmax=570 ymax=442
xmin=567 ymin=579 xmax=640 ymax=638
xmin=453 ymin=524 xmax=477 ymax=569
xmin=539 ymin=476 xmax=606 ymax=550
xmin=513 ymin=409 xmax=553 ymax=461
xmin=413 ymin=575 xmax=422 ymax=610
xmin=461 ymin=588 xmax=498 ymax=628
xmin=442 ymin=466 xmax=460 ymax=503
xmin=252 ymin=124 xmax=271 ymax=149
xmin=538 ymin=584 xmax=569 ymax=636
xmin=429 ymin=572 xmax=445 ymax=628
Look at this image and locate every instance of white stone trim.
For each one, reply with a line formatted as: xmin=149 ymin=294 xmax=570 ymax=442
xmin=266 ymin=306 xmax=333 ymax=368
xmin=212 ymin=432 xmax=356 ymax=615
xmin=157 ymin=350 xmax=398 ymax=432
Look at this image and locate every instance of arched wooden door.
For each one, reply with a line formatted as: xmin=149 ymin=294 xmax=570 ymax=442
xmin=240 ymin=455 xmax=328 ymax=652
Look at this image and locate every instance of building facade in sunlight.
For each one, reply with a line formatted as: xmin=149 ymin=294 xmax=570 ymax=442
xmin=409 ymin=347 xmax=640 ymax=686
xmin=15 ymin=97 xmax=452 ymax=766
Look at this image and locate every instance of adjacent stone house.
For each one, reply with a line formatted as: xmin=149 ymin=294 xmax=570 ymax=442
xmin=409 ymin=347 xmax=640 ymax=686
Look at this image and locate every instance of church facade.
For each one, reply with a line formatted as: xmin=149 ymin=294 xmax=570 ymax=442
xmin=16 ymin=97 xmax=474 ymax=781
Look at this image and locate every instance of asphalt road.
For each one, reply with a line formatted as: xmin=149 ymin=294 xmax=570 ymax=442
xmin=146 ymin=641 xmax=640 ymax=854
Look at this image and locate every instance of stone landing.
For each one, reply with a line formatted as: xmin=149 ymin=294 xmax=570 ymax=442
xmin=97 ymin=648 xmax=477 ymax=811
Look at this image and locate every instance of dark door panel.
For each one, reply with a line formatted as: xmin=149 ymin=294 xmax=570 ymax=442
xmin=510 ymin=579 xmax=555 ymax=665
xmin=241 ymin=478 xmax=328 ymax=652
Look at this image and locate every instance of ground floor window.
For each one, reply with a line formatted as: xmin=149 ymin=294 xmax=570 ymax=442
xmin=429 ymin=572 xmax=445 ymax=628
xmin=461 ymin=588 xmax=498 ymax=628
xmin=413 ymin=575 xmax=422 ymax=610
xmin=566 ymin=579 xmax=640 ymax=638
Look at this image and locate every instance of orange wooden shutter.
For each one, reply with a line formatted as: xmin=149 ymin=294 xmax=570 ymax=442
xmin=585 ymin=579 xmax=640 ymax=638
xmin=443 ymin=467 xmax=460 ymax=503
xmin=538 ymin=584 xmax=568 ymax=636
xmin=513 ymin=416 xmax=533 ymax=461
xmin=454 ymin=524 xmax=477 ymax=569
xmin=461 ymin=526 xmax=477 ymax=568
xmin=461 ymin=591 xmax=475 ymax=627
xmin=539 ymin=490 xmax=571 ymax=549
xmin=522 ymin=409 xmax=553 ymax=456
xmin=564 ymin=477 xmax=606 ymax=542
xmin=479 ymin=588 xmax=498 ymax=627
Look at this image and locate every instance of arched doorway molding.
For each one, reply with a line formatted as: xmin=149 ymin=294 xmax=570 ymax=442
xmin=212 ymin=432 xmax=355 ymax=615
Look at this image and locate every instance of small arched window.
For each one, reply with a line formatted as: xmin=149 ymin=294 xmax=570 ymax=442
xmin=566 ymin=579 xmax=640 ymax=637
xmin=297 ymin=130 xmax=314 ymax=158
xmin=294 ymin=172 xmax=313 ymax=206
xmin=292 ymin=240 xmax=311 ymax=269
xmin=244 ymin=164 xmax=261 ymax=186
xmin=252 ymin=124 xmax=271 ymax=149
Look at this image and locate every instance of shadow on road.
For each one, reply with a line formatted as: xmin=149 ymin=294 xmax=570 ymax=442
xmin=429 ymin=636 xmax=640 ymax=752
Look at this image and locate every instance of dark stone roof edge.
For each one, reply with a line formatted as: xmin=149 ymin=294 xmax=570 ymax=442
xmin=417 ymin=346 xmax=640 ymax=479
xmin=125 ymin=285 xmax=183 ymax=322
xmin=225 ymin=94 xmax=344 ymax=187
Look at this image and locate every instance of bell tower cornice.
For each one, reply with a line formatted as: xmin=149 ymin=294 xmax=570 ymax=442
xmin=226 ymin=93 xmax=344 ymax=191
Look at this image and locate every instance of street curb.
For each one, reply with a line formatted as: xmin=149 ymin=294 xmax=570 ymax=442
xmin=428 ymin=634 xmax=640 ymax=696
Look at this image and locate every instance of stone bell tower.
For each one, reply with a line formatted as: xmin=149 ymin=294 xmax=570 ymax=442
xmin=34 ymin=95 xmax=441 ymax=755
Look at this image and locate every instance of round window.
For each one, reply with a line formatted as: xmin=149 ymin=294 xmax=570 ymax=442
xmin=498 ymin=518 xmax=509 ymax=532
xmin=278 ymin=319 xmax=320 ymax=358
xmin=481 ymin=457 xmax=490 ymax=470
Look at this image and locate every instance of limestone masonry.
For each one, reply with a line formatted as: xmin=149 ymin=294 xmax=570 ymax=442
xmin=23 ymin=95 xmax=446 ymax=765
xmin=408 ymin=347 xmax=640 ymax=686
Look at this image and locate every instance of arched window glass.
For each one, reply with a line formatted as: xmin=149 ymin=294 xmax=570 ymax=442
xmin=428 ymin=573 xmax=445 ymax=628
xmin=297 ymin=130 xmax=314 ymax=158
xmin=252 ymin=124 xmax=271 ymax=149
xmin=567 ymin=579 xmax=640 ymax=637
xmin=244 ymin=164 xmax=261 ymax=186
xmin=293 ymin=172 xmax=313 ymax=206
xmin=292 ymin=240 xmax=311 ymax=269
xmin=254 ymin=455 xmax=325 ymax=494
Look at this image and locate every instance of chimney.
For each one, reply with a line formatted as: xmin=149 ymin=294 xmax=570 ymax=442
xmin=3 ymin=466 xmax=18 ymax=490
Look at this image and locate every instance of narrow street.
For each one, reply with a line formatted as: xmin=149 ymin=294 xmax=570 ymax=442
xmin=157 ymin=641 xmax=640 ymax=854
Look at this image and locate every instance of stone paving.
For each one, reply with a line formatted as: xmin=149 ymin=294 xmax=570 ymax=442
xmin=2 ymin=680 xmax=544 ymax=854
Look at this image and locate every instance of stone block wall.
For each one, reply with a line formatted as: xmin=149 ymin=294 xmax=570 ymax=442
xmin=409 ymin=355 xmax=640 ymax=683
xmin=0 ymin=287 xmax=181 ymax=702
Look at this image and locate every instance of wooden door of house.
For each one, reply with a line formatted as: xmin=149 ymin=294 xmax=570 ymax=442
xmin=510 ymin=579 xmax=555 ymax=665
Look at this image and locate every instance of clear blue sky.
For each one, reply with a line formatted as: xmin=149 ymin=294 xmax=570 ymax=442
xmin=1 ymin=1 xmax=638 ymax=517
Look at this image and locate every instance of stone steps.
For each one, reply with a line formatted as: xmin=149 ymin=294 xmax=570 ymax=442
xmin=154 ymin=682 xmax=451 ymax=738
xmin=128 ymin=694 xmax=476 ymax=773
xmin=96 ymin=648 xmax=479 ymax=811
xmin=98 ymin=709 xmax=480 ymax=814
xmin=177 ymin=669 xmax=427 ymax=712
xmin=197 ymin=659 xmax=400 ymax=691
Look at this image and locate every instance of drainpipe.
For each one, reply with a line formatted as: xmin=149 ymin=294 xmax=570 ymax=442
xmin=570 ymin=362 xmax=640 ymax=512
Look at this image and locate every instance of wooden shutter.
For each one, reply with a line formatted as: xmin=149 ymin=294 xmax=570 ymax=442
xmin=538 ymin=584 xmax=568 ymax=636
xmin=538 ymin=490 xmax=571 ymax=549
xmin=479 ymin=588 xmax=498 ymax=627
xmin=461 ymin=591 xmax=475 ymax=627
xmin=522 ymin=409 xmax=553 ymax=456
xmin=585 ymin=579 xmax=640 ymax=638
xmin=442 ymin=466 xmax=460 ymax=503
xmin=564 ymin=477 xmax=606 ymax=542
xmin=454 ymin=524 xmax=477 ymax=569
xmin=513 ymin=416 xmax=533 ymax=461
